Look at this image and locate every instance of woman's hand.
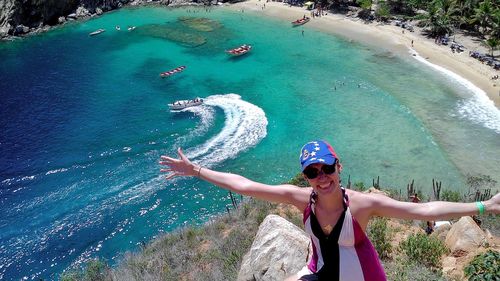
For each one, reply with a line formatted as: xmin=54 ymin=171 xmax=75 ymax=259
xmin=160 ymin=148 xmax=199 ymax=179
xmin=485 ymin=192 xmax=500 ymax=214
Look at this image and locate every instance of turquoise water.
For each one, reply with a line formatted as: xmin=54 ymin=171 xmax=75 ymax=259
xmin=0 ymin=5 xmax=499 ymax=280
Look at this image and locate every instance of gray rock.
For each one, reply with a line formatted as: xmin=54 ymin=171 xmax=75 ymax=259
xmin=14 ymin=24 xmax=29 ymax=35
xmin=95 ymin=8 xmax=103 ymax=15
xmin=0 ymin=24 xmax=11 ymax=38
xmin=58 ymin=16 xmax=66 ymax=23
xmin=237 ymin=215 xmax=310 ymax=281
xmin=445 ymin=216 xmax=486 ymax=257
xmin=75 ymin=7 xmax=91 ymax=18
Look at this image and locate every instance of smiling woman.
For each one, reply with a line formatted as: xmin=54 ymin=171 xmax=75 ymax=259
xmin=160 ymin=140 xmax=500 ymax=281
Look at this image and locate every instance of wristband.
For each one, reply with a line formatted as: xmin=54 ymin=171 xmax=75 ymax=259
xmin=195 ymin=166 xmax=202 ymax=177
xmin=476 ymin=201 xmax=485 ymax=215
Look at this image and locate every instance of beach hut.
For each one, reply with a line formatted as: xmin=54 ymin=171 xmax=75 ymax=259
xmin=304 ymin=1 xmax=314 ymax=10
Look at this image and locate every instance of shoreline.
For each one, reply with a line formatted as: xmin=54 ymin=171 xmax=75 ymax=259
xmin=226 ymin=0 xmax=500 ymax=109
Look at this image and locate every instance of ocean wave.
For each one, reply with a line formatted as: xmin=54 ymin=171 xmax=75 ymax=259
xmin=411 ymin=51 xmax=500 ymax=134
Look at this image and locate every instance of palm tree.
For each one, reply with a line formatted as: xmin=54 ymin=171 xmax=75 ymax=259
xmin=484 ymin=37 xmax=499 ymax=57
xmin=420 ymin=0 xmax=458 ymax=37
xmin=471 ymin=0 xmax=494 ymax=36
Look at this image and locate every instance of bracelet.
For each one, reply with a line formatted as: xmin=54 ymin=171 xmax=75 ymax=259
xmin=476 ymin=201 xmax=485 ymax=215
xmin=195 ymin=166 xmax=202 ymax=177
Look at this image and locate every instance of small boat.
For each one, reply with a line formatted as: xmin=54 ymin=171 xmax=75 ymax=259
xmin=168 ymin=98 xmax=204 ymax=110
xmin=115 ymin=25 xmax=121 ymax=31
xmin=160 ymin=66 xmax=186 ymax=78
xmin=291 ymin=17 xmax=310 ymax=26
xmin=225 ymin=44 xmax=252 ymax=56
xmin=127 ymin=26 xmax=136 ymax=31
xmin=89 ymin=29 xmax=105 ymax=36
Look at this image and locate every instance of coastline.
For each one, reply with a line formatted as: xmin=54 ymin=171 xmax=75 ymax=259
xmin=227 ymin=0 xmax=500 ymax=109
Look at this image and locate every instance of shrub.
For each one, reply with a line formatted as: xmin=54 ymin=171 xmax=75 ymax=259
xmin=463 ymin=250 xmax=500 ymax=281
xmin=368 ymin=217 xmax=392 ymax=259
xmin=353 ymin=181 xmax=366 ymax=191
xmin=287 ymin=173 xmax=309 ymax=187
xmin=60 ymin=259 xmax=109 ymax=281
xmin=399 ymin=233 xmax=447 ymax=268
xmin=440 ymin=189 xmax=463 ymax=202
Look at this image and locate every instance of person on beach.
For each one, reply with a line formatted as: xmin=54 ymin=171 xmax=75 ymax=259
xmin=159 ymin=140 xmax=500 ymax=281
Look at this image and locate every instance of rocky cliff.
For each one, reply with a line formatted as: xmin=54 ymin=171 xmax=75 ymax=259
xmin=0 ymin=0 xmax=128 ymax=37
xmin=0 ymin=0 xmax=213 ymax=38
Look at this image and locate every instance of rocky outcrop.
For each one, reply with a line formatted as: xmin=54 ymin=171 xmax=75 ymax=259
xmin=0 ymin=0 xmax=205 ymax=39
xmin=0 ymin=0 xmax=227 ymax=39
xmin=237 ymin=215 xmax=310 ymax=281
xmin=445 ymin=216 xmax=487 ymax=256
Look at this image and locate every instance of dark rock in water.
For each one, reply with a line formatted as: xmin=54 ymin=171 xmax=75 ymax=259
xmin=139 ymin=23 xmax=207 ymax=47
xmin=14 ymin=24 xmax=29 ymax=35
xmin=178 ymin=16 xmax=222 ymax=32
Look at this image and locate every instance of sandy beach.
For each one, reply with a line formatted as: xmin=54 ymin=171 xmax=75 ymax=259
xmin=227 ymin=0 xmax=500 ymax=108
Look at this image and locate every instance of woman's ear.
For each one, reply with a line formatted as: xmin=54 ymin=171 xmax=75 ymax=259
xmin=338 ymin=162 xmax=343 ymax=173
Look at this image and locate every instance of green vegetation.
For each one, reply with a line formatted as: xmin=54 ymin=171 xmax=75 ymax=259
xmin=330 ymin=0 xmax=500 ymax=54
xmin=367 ymin=217 xmax=393 ymax=259
xmin=399 ymin=233 xmax=448 ymax=268
xmin=440 ymin=189 xmax=463 ymax=202
xmin=61 ymin=259 xmax=110 ymax=281
xmin=463 ymin=250 xmax=500 ymax=281
xmin=61 ymin=173 xmax=499 ymax=280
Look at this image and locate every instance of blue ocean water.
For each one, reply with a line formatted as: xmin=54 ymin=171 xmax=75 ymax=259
xmin=0 ymin=5 xmax=499 ymax=280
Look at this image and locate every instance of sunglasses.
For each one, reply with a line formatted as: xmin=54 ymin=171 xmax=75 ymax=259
xmin=303 ymin=163 xmax=337 ymax=179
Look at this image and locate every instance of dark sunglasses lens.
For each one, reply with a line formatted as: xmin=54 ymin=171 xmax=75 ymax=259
xmin=322 ymin=164 xmax=336 ymax=174
xmin=303 ymin=168 xmax=319 ymax=179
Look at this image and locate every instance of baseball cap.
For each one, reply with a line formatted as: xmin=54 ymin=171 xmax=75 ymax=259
xmin=299 ymin=140 xmax=338 ymax=171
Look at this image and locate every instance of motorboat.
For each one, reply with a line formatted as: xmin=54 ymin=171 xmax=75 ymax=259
xmin=291 ymin=17 xmax=310 ymax=26
xmin=168 ymin=98 xmax=203 ymax=110
xmin=127 ymin=26 xmax=136 ymax=31
xmin=89 ymin=29 xmax=105 ymax=36
xmin=160 ymin=66 xmax=186 ymax=78
xmin=225 ymin=44 xmax=252 ymax=56
xmin=115 ymin=25 xmax=121 ymax=31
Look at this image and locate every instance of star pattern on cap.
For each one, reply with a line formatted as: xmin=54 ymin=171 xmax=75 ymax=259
xmin=319 ymin=158 xmax=325 ymax=162
xmin=310 ymin=151 xmax=316 ymax=157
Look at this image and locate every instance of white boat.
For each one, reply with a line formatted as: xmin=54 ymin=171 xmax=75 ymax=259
xmin=168 ymin=98 xmax=203 ymax=110
xmin=225 ymin=44 xmax=252 ymax=56
xmin=127 ymin=26 xmax=136 ymax=31
xmin=115 ymin=25 xmax=121 ymax=31
xmin=89 ymin=29 xmax=105 ymax=36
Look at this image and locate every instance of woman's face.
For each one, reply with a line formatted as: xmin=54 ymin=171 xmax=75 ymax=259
xmin=303 ymin=162 xmax=342 ymax=195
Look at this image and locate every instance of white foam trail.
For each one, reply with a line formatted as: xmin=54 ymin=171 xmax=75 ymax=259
xmin=173 ymin=105 xmax=215 ymax=147
xmin=0 ymin=94 xmax=268 ymax=278
xmin=185 ymin=93 xmax=268 ymax=167
xmin=411 ymin=50 xmax=500 ymax=134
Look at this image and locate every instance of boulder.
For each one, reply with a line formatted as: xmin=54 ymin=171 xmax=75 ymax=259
xmin=75 ymin=7 xmax=90 ymax=18
xmin=237 ymin=215 xmax=309 ymax=281
xmin=431 ymin=221 xmax=451 ymax=242
xmin=445 ymin=216 xmax=486 ymax=257
xmin=14 ymin=24 xmax=29 ymax=35
xmin=0 ymin=24 xmax=11 ymax=38
xmin=95 ymin=8 xmax=103 ymax=15
xmin=58 ymin=16 xmax=66 ymax=23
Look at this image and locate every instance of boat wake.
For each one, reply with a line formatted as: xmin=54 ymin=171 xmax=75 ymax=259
xmin=0 ymin=94 xmax=268 ymax=280
xmin=183 ymin=93 xmax=268 ymax=168
xmin=411 ymin=51 xmax=500 ymax=134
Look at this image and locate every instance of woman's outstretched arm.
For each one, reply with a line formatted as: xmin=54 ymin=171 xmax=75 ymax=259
xmin=361 ymin=192 xmax=500 ymax=221
xmin=160 ymin=148 xmax=310 ymax=210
